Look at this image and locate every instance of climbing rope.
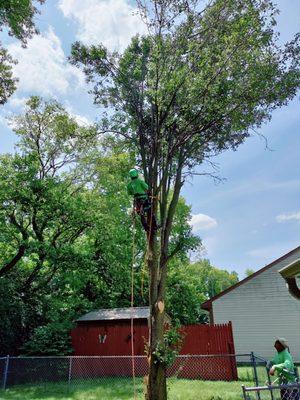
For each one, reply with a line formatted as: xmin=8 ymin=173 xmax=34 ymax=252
xmin=131 ymin=211 xmax=137 ymax=400
xmin=131 ymin=189 xmax=158 ymax=398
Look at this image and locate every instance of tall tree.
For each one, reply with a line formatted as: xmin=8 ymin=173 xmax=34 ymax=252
xmin=0 ymin=97 xmax=95 ymax=280
xmin=70 ymin=1 xmax=300 ymax=398
xmin=0 ymin=96 xmax=98 ymax=353
xmin=72 ymin=7 xmax=299 ymax=400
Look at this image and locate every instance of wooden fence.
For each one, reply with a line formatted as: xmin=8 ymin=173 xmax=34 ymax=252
xmin=71 ymin=321 xmax=237 ymax=381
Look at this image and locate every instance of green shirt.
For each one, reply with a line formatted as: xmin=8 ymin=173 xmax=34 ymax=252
xmin=127 ymin=177 xmax=149 ymax=198
xmin=272 ymin=349 xmax=296 ymax=382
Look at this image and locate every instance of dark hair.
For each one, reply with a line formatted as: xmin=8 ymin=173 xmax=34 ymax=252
xmin=274 ymin=340 xmax=288 ymax=353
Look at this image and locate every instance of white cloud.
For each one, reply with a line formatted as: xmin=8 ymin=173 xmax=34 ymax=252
xmin=8 ymin=27 xmax=84 ymax=96
xmin=64 ymin=102 xmax=92 ymax=127
xmin=0 ymin=115 xmax=7 ymax=127
xmin=276 ymin=212 xmax=300 ymax=223
xmin=189 ymin=213 xmax=218 ymax=232
xmin=58 ymin=0 xmax=147 ymax=51
xmin=0 ymin=109 xmax=14 ymax=129
xmin=8 ymin=96 xmax=28 ymax=109
xmin=72 ymin=114 xmax=91 ymax=127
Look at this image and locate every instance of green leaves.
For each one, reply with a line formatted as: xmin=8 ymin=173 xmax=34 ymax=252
xmin=71 ymin=0 xmax=300 ymax=177
xmin=12 ymin=97 xmax=96 ymax=178
xmin=167 ymin=259 xmax=239 ymax=324
xmin=21 ymin=321 xmax=73 ymax=356
xmin=0 ymin=0 xmax=45 ymax=43
xmin=0 ymin=1 xmax=45 ymax=104
xmin=70 ymin=41 xmax=109 ymax=79
xmin=0 ymin=46 xmax=17 ymax=104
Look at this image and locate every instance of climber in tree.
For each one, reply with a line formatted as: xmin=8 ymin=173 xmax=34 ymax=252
xmin=127 ymin=168 xmax=158 ymax=233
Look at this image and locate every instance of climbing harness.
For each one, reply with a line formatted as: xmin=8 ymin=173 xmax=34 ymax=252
xmin=141 ymin=188 xmax=156 ymax=298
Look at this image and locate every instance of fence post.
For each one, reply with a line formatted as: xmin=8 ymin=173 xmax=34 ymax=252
xmin=241 ymin=385 xmax=247 ymax=400
xmin=2 ymin=355 xmax=10 ymax=390
xmin=266 ymin=368 xmax=275 ymax=400
xmin=250 ymin=352 xmax=261 ymax=400
xmin=68 ymin=356 xmax=72 ymax=387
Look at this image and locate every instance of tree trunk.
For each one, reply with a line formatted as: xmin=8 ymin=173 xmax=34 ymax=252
xmin=146 ymin=230 xmax=167 ymax=400
xmin=145 ymin=154 xmax=183 ymax=400
xmin=148 ymin=360 xmax=167 ymax=400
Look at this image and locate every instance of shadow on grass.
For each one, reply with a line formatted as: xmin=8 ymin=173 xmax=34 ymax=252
xmin=0 ymin=376 xmax=254 ymax=400
xmin=0 ymin=378 xmax=144 ymax=400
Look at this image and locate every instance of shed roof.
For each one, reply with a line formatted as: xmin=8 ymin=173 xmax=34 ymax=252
xmin=201 ymin=245 xmax=300 ymax=311
xmin=77 ymin=307 xmax=150 ymax=322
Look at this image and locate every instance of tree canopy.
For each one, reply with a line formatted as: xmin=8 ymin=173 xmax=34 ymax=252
xmin=71 ymin=0 xmax=300 ymax=185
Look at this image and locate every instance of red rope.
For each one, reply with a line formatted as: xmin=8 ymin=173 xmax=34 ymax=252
xmin=132 ymin=189 xmax=157 ymax=398
xmin=131 ymin=212 xmax=137 ymax=400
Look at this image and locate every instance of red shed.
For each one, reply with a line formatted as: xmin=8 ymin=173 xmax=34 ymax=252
xmin=71 ymin=307 xmax=168 ymax=356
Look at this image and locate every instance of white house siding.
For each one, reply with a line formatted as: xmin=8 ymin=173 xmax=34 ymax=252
xmin=212 ymin=248 xmax=300 ymax=362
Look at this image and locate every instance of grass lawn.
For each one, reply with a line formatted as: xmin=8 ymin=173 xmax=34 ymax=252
xmin=0 ymin=377 xmax=254 ymax=400
xmin=0 ymin=365 xmax=280 ymax=400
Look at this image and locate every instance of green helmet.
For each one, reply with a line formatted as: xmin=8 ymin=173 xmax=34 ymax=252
xmin=129 ymin=168 xmax=138 ymax=178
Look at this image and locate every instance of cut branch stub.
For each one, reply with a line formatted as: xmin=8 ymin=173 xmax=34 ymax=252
xmin=157 ymin=300 xmax=165 ymax=313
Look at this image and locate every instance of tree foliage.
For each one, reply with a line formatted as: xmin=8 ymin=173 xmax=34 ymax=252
xmin=71 ymin=1 xmax=300 ymax=181
xmin=0 ymin=46 xmax=16 ymax=104
xmin=0 ymin=97 xmax=98 ymax=354
xmin=167 ymin=259 xmax=239 ymax=325
xmin=0 ymin=1 xmax=45 ymax=104
xmin=0 ymin=97 xmax=202 ymax=355
xmin=245 ymin=268 xmax=255 ymax=277
xmin=0 ymin=0 xmax=45 ymax=43
xmin=0 ymin=97 xmax=95 ymax=280
xmin=20 ymin=321 xmax=73 ymax=356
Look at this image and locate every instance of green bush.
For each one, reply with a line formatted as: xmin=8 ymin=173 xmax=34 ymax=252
xmin=21 ymin=321 xmax=73 ymax=356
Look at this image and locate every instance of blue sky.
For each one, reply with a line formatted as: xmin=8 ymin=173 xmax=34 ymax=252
xmin=0 ymin=0 xmax=299 ymax=277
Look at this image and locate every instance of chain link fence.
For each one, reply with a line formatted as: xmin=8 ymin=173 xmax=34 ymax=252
xmin=243 ymin=383 xmax=300 ymax=400
xmin=0 ymin=354 xmax=253 ymax=388
xmin=242 ymin=353 xmax=300 ymax=400
xmin=0 ymin=353 xmax=298 ymax=399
